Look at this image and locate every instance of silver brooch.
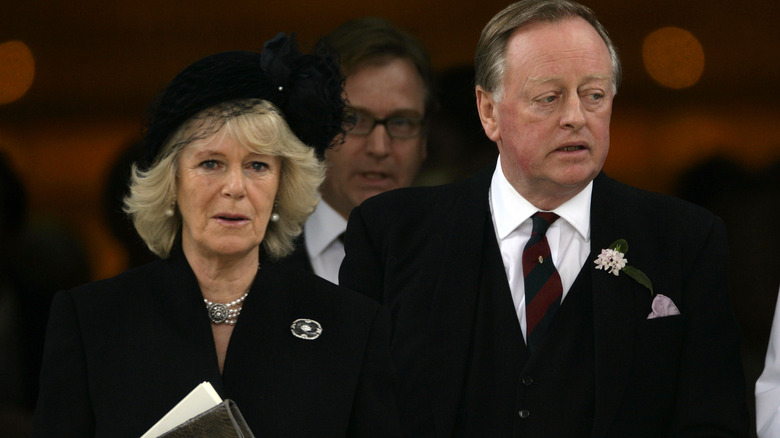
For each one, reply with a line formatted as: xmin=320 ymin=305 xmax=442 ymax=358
xmin=291 ymin=318 xmax=322 ymax=340
xmin=207 ymin=303 xmax=229 ymax=323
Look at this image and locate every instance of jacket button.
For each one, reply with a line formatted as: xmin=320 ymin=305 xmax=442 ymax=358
xmin=519 ymin=409 xmax=530 ymax=419
xmin=521 ymin=376 xmax=534 ymax=386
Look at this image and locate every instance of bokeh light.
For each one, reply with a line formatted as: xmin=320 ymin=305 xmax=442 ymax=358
xmin=642 ymin=27 xmax=705 ymax=89
xmin=0 ymin=40 xmax=36 ymax=104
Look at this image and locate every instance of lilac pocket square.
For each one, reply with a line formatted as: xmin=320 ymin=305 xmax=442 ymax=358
xmin=647 ymin=294 xmax=680 ymax=319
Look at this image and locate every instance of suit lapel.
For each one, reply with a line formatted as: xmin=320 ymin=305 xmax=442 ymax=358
xmin=426 ymin=170 xmax=652 ymax=435
xmin=156 ymin=251 xmax=225 ymax=393
xmin=427 ymin=167 xmax=495 ymax=437
xmin=590 ymin=173 xmax=644 ymax=436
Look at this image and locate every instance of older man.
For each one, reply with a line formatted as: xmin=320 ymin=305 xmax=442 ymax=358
xmin=268 ymin=17 xmax=432 ymax=284
xmin=340 ymin=1 xmax=750 ymax=436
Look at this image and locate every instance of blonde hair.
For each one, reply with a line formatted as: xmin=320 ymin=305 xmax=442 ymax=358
xmin=125 ymin=99 xmax=324 ymax=259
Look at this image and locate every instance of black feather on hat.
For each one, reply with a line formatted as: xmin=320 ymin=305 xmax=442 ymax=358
xmin=140 ymin=32 xmax=347 ymax=168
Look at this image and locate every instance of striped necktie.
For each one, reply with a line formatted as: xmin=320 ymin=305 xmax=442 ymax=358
xmin=523 ymin=212 xmax=563 ymax=353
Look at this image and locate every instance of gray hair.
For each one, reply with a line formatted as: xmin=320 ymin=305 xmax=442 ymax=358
xmin=475 ymin=0 xmax=622 ymax=100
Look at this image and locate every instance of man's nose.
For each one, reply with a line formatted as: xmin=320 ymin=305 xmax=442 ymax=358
xmin=559 ymin=95 xmax=586 ymax=130
xmin=365 ymin=124 xmax=392 ymax=158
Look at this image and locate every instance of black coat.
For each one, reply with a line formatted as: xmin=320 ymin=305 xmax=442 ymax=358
xmin=340 ymin=166 xmax=750 ymax=437
xmin=263 ymin=232 xmax=314 ymax=273
xmin=33 ymin=249 xmax=399 ymax=437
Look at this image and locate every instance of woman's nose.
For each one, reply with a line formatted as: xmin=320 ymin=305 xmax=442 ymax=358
xmin=221 ymin=167 xmax=247 ymax=198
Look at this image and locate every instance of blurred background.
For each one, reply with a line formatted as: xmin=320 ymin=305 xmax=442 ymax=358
xmin=1 ymin=0 xmax=778 ymax=435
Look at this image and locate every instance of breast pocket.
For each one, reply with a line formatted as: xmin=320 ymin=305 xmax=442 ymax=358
xmin=632 ymin=314 xmax=685 ymax=385
xmin=637 ymin=314 xmax=684 ymax=353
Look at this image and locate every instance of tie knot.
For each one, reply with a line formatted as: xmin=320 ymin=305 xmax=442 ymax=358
xmin=531 ymin=212 xmax=559 ymax=236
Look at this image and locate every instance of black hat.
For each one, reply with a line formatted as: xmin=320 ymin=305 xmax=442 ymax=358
xmin=140 ymin=33 xmax=347 ymax=168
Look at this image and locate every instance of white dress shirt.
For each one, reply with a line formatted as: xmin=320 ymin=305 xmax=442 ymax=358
xmin=304 ymin=200 xmax=347 ymax=285
xmin=756 ymin=285 xmax=780 ymax=437
xmin=489 ymin=158 xmax=592 ymax=339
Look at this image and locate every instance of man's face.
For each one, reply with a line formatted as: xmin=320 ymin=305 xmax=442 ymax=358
xmin=321 ymin=57 xmax=427 ymax=219
xmin=477 ymin=17 xmax=614 ymax=209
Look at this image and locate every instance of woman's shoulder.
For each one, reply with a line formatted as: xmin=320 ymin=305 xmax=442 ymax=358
xmin=261 ymin=263 xmax=380 ymax=315
xmin=61 ymin=258 xmax=168 ymax=304
xmin=253 ymin=264 xmax=387 ymax=349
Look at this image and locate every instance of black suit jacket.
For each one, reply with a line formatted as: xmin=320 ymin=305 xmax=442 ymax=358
xmin=340 ymin=165 xmax=749 ymax=437
xmin=33 ymin=249 xmax=399 ymax=437
xmin=268 ymin=233 xmax=314 ymax=272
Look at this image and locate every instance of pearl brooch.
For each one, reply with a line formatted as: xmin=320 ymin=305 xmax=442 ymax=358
xmin=204 ymin=291 xmax=249 ymax=325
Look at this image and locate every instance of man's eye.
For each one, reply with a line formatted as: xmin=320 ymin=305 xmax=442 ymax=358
xmin=354 ymin=112 xmax=372 ymax=126
xmin=388 ymin=118 xmax=413 ymax=128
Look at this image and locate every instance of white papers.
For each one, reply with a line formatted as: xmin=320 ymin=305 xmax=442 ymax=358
xmin=140 ymin=381 xmax=222 ymax=438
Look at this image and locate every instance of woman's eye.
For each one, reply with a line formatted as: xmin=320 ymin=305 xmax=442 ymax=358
xmin=249 ymin=162 xmax=268 ymax=171
xmin=200 ymin=160 xmax=218 ymax=169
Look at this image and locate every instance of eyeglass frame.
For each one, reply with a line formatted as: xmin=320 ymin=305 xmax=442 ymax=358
xmin=346 ymin=109 xmax=426 ymax=140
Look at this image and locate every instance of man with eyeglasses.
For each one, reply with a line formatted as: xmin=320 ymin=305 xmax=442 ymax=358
xmin=266 ymin=17 xmax=433 ymax=284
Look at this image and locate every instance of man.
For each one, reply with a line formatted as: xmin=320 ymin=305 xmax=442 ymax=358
xmin=756 ymin=286 xmax=780 ymax=437
xmin=340 ymin=1 xmax=750 ymax=436
xmin=269 ymin=17 xmax=432 ymax=284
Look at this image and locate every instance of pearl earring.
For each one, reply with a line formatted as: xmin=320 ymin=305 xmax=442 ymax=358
xmin=270 ymin=199 xmax=280 ymax=222
xmin=165 ymin=199 xmax=176 ymax=217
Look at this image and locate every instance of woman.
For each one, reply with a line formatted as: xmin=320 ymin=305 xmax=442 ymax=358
xmin=32 ymin=34 xmax=399 ymax=437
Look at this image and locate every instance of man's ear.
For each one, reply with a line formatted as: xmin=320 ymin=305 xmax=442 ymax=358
xmin=476 ymin=86 xmax=500 ymax=142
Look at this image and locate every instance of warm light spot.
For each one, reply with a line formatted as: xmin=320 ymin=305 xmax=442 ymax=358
xmin=0 ymin=40 xmax=35 ymax=104
xmin=642 ymin=27 xmax=705 ymax=89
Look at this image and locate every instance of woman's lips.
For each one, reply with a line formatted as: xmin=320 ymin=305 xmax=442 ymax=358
xmin=214 ymin=214 xmax=249 ymax=226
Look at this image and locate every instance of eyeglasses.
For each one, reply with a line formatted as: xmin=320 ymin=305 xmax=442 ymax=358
xmin=347 ymin=110 xmax=424 ymax=140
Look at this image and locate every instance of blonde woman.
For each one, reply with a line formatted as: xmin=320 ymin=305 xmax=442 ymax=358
xmin=33 ymin=34 xmax=398 ymax=437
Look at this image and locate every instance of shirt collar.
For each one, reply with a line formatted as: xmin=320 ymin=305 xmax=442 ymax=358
xmin=304 ymin=199 xmax=347 ymax=257
xmin=490 ymin=157 xmax=592 ymax=241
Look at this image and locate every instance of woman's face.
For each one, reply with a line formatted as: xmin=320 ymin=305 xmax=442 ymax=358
xmin=176 ymin=130 xmax=280 ymax=262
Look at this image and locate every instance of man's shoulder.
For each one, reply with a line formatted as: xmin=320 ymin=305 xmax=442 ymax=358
xmin=359 ymin=166 xmax=493 ymax=217
xmin=366 ymin=181 xmax=459 ymax=205
xmin=595 ymin=173 xmax=721 ymax=229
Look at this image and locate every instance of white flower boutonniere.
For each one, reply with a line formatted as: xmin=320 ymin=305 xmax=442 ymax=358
xmin=594 ymin=239 xmax=654 ymax=296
